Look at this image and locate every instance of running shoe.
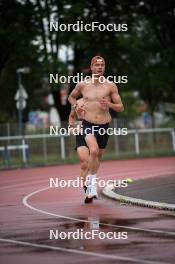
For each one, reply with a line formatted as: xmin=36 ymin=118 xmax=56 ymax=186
xmin=83 ymin=185 xmax=87 ymax=193
xmin=84 ymin=185 xmax=94 ymax=203
xmin=86 ymin=184 xmax=98 ymax=200
xmin=84 ymin=196 xmax=93 ymax=203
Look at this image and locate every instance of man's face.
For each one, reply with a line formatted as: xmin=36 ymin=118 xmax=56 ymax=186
xmin=91 ymin=61 xmax=105 ymax=76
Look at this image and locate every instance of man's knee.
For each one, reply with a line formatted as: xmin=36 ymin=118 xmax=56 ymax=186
xmin=89 ymin=147 xmax=99 ymax=158
xmin=81 ymin=160 xmax=88 ymax=171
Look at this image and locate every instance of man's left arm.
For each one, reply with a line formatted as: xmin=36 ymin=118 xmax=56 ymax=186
xmin=109 ymin=83 xmax=124 ymax=112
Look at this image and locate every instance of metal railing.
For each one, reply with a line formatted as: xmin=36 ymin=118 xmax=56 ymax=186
xmin=0 ymin=126 xmax=174 ymax=169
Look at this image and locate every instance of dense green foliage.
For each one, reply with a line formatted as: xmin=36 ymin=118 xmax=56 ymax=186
xmin=0 ymin=0 xmax=174 ymax=122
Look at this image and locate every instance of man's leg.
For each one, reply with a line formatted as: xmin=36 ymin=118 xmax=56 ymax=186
xmin=85 ymin=135 xmax=99 ymax=174
xmin=84 ymin=135 xmax=99 ymax=199
xmin=77 ymin=146 xmax=89 ymax=191
xmin=87 ymin=148 xmax=105 ymax=200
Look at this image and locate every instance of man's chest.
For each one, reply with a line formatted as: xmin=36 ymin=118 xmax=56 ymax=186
xmin=82 ymin=85 xmax=110 ymax=100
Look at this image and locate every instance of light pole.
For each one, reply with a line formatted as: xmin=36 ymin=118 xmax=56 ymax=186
xmin=16 ymin=67 xmax=30 ymax=135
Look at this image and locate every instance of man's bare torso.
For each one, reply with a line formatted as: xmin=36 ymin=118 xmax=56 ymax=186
xmin=80 ymin=79 xmax=112 ymax=124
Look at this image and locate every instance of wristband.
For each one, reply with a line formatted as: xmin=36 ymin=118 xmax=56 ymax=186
xmin=71 ymin=103 xmax=77 ymax=110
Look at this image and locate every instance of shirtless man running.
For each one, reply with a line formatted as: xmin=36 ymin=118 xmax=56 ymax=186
xmin=68 ymin=55 xmax=124 ymax=203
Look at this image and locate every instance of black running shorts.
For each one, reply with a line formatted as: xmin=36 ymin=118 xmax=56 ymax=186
xmin=75 ymin=120 xmax=110 ymax=150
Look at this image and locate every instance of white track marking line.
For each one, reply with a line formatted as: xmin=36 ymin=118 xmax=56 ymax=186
xmin=0 ymin=238 xmax=170 ymax=264
xmin=0 ymin=186 xmax=173 ymax=264
xmin=23 ymin=187 xmax=175 ymax=236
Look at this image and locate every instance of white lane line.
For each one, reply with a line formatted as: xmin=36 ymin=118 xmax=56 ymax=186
xmin=0 ymin=238 xmax=169 ymax=264
xmin=22 ymin=187 xmax=175 ymax=236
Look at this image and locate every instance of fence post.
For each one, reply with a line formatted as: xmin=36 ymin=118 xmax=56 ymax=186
xmin=134 ymin=130 xmax=140 ymax=154
xmin=42 ymin=125 xmax=47 ymax=163
xmin=4 ymin=145 xmax=11 ymax=168
xmin=60 ymin=136 xmax=66 ymax=159
xmin=171 ymin=129 xmax=175 ymax=152
xmin=22 ymin=138 xmax=27 ymax=164
xmin=113 ymin=118 xmax=119 ymax=155
xmin=7 ymin=123 xmax=10 ymax=145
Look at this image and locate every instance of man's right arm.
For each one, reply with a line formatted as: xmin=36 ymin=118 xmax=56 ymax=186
xmin=68 ymin=109 xmax=75 ymax=127
xmin=68 ymin=82 xmax=82 ymax=108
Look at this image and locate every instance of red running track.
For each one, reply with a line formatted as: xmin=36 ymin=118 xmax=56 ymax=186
xmin=0 ymin=157 xmax=175 ymax=264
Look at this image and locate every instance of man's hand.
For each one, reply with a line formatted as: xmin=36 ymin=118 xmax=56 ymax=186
xmin=76 ymin=104 xmax=86 ymax=115
xmin=99 ymin=97 xmax=109 ymax=110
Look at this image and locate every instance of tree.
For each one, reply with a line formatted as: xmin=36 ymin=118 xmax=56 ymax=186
xmin=0 ymin=0 xmax=42 ymax=123
xmin=1 ymin=0 xmax=174 ymax=125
